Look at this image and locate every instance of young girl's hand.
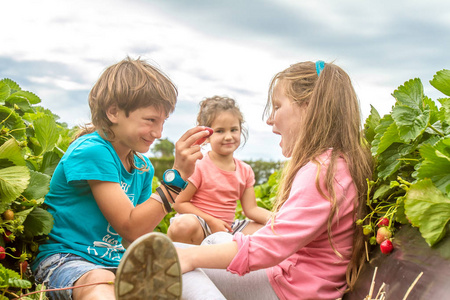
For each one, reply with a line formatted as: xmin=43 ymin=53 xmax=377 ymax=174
xmin=207 ymin=217 xmax=233 ymax=233
xmin=173 ymin=126 xmax=213 ymax=180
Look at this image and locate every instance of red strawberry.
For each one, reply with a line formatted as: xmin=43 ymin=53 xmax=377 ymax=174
xmin=3 ymin=230 xmax=12 ymax=243
xmin=0 ymin=246 xmax=5 ymax=260
xmin=380 ymin=239 xmax=393 ymax=254
xmin=377 ymin=217 xmax=390 ymax=227
xmin=193 ymin=127 xmax=214 ymax=145
xmin=376 ymin=227 xmax=392 ymax=244
xmin=20 ymin=261 xmax=28 ymax=274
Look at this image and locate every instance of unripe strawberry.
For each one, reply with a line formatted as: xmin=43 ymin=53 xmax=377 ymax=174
xmin=2 ymin=209 xmax=14 ymax=220
xmin=380 ymin=239 xmax=393 ymax=254
xmin=376 ymin=227 xmax=392 ymax=244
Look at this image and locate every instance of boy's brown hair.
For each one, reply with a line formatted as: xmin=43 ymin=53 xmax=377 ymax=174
xmin=76 ymin=57 xmax=178 ymax=170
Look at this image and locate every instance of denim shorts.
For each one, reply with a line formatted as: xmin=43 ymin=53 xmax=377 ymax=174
xmin=33 ymin=253 xmax=117 ymax=300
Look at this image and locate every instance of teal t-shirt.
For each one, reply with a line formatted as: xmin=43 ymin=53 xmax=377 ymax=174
xmin=32 ymin=131 xmax=153 ymax=270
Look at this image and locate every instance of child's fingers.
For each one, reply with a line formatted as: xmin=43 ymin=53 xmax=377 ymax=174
xmin=177 ymin=126 xmax=213 ymax=148
xmin=193 ymin=127 xmax=213 ymax=145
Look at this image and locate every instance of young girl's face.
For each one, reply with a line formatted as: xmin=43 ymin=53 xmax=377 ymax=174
xmin=108 ymin=105 xmax=166 ymax=157
xmin=208 ymin=111 xmax=241 ymax=157
xmin=267 ymin=81 xmax=305 ymax=158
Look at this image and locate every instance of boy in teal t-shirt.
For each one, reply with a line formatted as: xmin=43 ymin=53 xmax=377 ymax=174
xmin=31 ymin=57 xmax=212 ymax=300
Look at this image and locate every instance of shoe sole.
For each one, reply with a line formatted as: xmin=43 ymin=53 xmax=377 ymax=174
xmin=115 ymin=232 xmax=182 ymax=300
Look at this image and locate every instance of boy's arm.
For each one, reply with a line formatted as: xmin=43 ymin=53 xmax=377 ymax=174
xmin=174 ymin=183 xmax=232 ymax=233
xmin=240 ymin=187 xmax=271 ymax=225
xmin=90 ymin=180 xmax=167 ymax=242
xmin=91 ymin=126 xmax=212 ymax=242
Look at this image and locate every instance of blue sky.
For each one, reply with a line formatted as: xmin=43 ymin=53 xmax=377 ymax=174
xmin=1 ymin=0 xmax=449 ymax=161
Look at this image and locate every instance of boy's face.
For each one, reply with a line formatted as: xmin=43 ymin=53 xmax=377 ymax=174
xmin=108 ymin=105 xmax=166 ymax=156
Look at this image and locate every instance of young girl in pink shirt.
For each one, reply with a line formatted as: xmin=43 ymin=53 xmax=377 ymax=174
xmin=115 ymin=61 xmax=373 ymax=300
xmin=167 ymin=96 xmax=271 ymax=244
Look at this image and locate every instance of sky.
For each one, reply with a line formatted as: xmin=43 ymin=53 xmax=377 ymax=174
xmin=1 ymin=0 xmax=449 ymax=161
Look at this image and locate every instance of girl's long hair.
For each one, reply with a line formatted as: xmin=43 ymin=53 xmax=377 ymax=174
xmin=74 ymin=57 xmax=178 ymax=170
xmin=264 ymin=61 xmax=373 ymax=290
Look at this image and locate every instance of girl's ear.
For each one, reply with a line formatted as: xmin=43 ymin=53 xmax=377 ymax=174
xmin=106 ymin=104 xmax=119 ymax=123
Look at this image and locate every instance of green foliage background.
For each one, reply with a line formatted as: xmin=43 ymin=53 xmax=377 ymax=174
xmin=361 ymin=69 xmax=450 ymax=249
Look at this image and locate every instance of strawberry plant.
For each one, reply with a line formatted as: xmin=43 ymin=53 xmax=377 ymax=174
xmin=361 ymin=69 xmax=450 ymax=253
xmin=0 ymin=78 xmax=76 ymax=299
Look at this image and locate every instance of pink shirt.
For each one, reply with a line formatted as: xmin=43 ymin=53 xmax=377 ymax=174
xmin=188 ymin=153 xmax=255 ymax=225
xmin=228 ymin=151 xmax=356 ymax=300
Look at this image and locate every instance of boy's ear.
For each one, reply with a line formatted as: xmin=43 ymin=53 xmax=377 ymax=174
xmin=106 ymin=105 xmax=119 ymax=123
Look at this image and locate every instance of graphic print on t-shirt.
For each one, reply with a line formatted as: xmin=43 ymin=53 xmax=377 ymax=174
xmin=86 ymin=180 xmax=133 ymax=261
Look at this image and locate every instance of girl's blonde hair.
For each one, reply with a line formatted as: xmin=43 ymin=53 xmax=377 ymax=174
xmin=196 ymin=95 xmax=248 ymax=145
xmin=75 ymin=57 xmax=178 ymax=170
xmin=264 ymin=61 xmax=373 ymax=290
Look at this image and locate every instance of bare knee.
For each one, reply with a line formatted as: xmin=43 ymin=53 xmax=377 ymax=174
xmin=73 ymin=269 xmax=115 ymax=300
xmin=167 ymin=215 xmax=204 ymax=244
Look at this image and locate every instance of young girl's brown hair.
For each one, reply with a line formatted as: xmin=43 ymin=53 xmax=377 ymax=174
xmin=196 ymin=95 xmax=248 ymax=145
xmin=264 ymin=61 xmax=373 ymax=290
xmin=75 ymin=57 xmax=178 ymax=170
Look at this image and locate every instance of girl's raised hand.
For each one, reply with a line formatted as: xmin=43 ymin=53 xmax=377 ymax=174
xmin=173 ymin=126 xmax=213 ymax=180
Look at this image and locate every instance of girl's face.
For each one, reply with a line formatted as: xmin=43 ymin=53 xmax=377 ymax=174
xmin=108 ymin=105 xmax=166 ymax=159
xmin=208 ymin=111 xmax=241 ymax=157
xmin=266 ymin=82 xmax=305 ymax=157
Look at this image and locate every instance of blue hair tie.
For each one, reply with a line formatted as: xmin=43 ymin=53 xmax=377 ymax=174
xmin=315 ymin=60 xmax=325 ymax=76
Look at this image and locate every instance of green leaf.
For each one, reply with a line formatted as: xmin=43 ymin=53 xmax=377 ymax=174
xmin=392 ymin=78 xmax=424 ymax=109
xmin=364 ymin=105 xmax=381 ymax=144
xmin=23 ymin=207 xmax=54 ymax=236
xmin=430 ymin=69 xmax=450 ymax=97
xmin=33 ymin=115 xmax=60 ymax=155
xmin=405 ymin=179 xmax=450 ymax=246
xmin=0 ymin=82 xmax=10 ymax=102
xmin=22 ymin=170 xmax=51 ymax=200
xmin=9 ymin=90 xmax=41 ymax=105
xmin=0 ymin=106 xmax=26 ymax=140
xmin=373 ymin=120 xmax=403 ymax=155
xmin=0 ymin=79 xmax=21 ymax=94
xmin=416 ymin=138 xmax=450 ymax=196
xmin=438 ymin=98 xmax=450 ymax=126
xmin=8 ymin=277 xmax=32 ymax=289
xmin=5 ymin=95 xmax=34 ymax=114
xmin=392 ymin=104 xmax=430 ymax=142
xmin=0 ymin=166 xmax=30 ymax=204
xmin=0 ymin=139 xmax=26 ymax=166
xmin=40 ymin=151 xmax=62 ymax=176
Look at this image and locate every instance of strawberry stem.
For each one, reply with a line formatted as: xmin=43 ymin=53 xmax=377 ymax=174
xmin=12 ymin=281 xmax=114 ymax=299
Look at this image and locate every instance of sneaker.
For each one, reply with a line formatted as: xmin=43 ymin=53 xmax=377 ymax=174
xmin=115 ymin=232 xmax=182 ymax=299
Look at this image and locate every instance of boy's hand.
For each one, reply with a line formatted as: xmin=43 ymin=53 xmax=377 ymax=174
xmin=173 ymin=127 xmax=212 ymax=180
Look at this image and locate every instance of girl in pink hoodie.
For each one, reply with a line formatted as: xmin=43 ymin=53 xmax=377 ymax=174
xmin=115 ymin=61 xmax=373 ymax=300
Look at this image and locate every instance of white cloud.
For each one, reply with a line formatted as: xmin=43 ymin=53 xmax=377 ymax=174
xmin=1 ymin=0 xmax=449 ymax=161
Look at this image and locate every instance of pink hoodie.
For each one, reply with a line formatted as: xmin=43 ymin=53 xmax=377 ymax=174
xmin=228 ymin=151 xmax=356 ymax=300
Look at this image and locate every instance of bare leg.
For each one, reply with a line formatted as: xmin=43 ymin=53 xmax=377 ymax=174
xmin=167 ymin=214 xmax=205 ymax=245
xmin=240 ymin=221 xmax=265 ymax=235
xmin=73 ymin=269 xmax=115 ymax=300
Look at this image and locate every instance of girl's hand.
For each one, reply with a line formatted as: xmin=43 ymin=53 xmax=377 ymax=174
xmin=207 ymin=218 xmax=232 ymax=233
xmin=173 ymin=126 xmax=212 ymax=180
